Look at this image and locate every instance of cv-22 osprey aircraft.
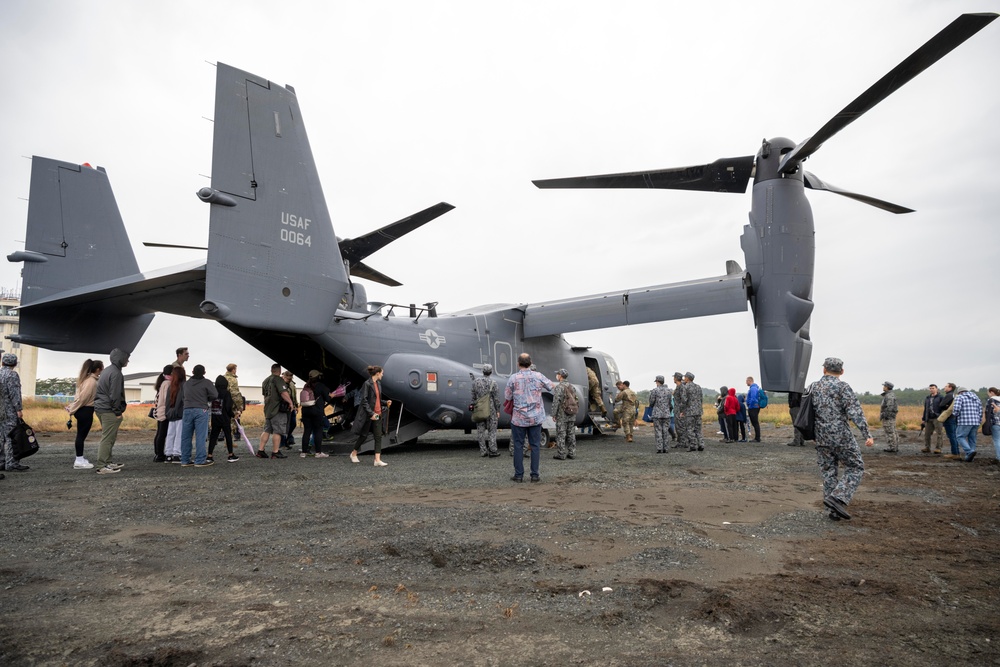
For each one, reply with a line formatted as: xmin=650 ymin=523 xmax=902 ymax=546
xmin=7 ymin=13 xmax=996 ymax=449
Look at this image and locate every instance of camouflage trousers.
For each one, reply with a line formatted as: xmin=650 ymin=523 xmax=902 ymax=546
xmin=613 ymin=405 xmax=635 ymax=438
xmin=652 ymin=418 xmax=672 ymax=452
xmin=922 ymin=418 xmax=944 ymax=452
xmin=588 ymin=385 xmax=604 ymax=414
xmin=882 ymin=418 xmax=898 ymax=451
xmin=677 ymin=415 xmax=703 ymax=450
xmin=554 ymin=417 xmax=576 ymax=458
xmin=477 ymin=416 xmax=499 ymax=455
xmin=0 ymin=413 xmax=17 ymax=467
xmin=815 ymin=440 xmax=865 ymax=504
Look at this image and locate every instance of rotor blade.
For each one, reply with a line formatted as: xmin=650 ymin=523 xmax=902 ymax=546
xmin=533 ymin=156 xmax=755 ymax=194
xmin=803 ymin=171 xmax=914 ymax=214
xmin=350 ymin=260 xmax=402 ymax=287
xmin=339 ymin=202 xmax=455 ymax=265
xmin=779 ymin=12 xmax=998 ymax=174
xmin=143 ymin=242 xmax=208 ymax=250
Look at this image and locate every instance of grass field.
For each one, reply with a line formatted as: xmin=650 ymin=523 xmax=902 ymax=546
xmin=22 ymin=400 xmax=922 ymax=434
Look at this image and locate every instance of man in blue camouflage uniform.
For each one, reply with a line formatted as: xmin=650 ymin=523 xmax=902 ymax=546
xmin=678 ymin=372 xmax=704 ymax=452
xmin=0 ymin=353 xmax=29 ymax=473
xmin=809 ymin=357 xmax=874 ymax=521
xmin=649 ymin=375 xmax=673 ymax=453
xmin=551 ymin=369 xmax=578 ymax=460
xmin=880 ymin=381 xmax=899 ymax=452
xmin=471 ymin=364 xmax=501 ymax=457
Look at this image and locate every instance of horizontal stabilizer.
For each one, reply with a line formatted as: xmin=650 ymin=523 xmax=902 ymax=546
xmin=533 ymin=156 xmax=755 ymax=194
xmin=523 ymin=270 xmax=748 ymax=338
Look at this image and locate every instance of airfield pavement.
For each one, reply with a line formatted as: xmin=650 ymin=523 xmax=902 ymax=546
xmin=0 ymin=421 xmax=998 ymax=666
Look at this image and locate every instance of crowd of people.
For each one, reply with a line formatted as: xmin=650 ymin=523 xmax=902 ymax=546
xmin=2 ymin=348 xmax=997 ymax=525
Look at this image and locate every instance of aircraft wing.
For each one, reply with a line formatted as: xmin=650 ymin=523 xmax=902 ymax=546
xmin=522 ymin=266 xmax=748 ymax=337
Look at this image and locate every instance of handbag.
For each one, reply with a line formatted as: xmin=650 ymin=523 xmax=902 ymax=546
xmin=792 ymin=392 xmax=816 ymax=441
xmin=471 ymin=393 xmax=491 ymax=423
xmin=147 ymin=406 xmax=156 ymax=419
xmin=642 ymin=406 xmax=653 ymax=423
xmin=9 ymin=418 xmax=39 ymax=461
xmin=503 ymin=399 xmax=514 ymax=416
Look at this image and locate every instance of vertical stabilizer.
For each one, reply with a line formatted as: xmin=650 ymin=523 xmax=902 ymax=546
xmin=20 ymin=158 xmax=140 ymax=306
xmin=199 ymin=63 xmax=350 ymax=334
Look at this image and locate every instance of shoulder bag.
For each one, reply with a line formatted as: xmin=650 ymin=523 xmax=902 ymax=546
xmin=472 ymin=393 xmax=491 ymax=423
xmin=9 ymin=418 xmax=39 ymax=460
xmin=792 ymin=393 xmax=816 ymax=441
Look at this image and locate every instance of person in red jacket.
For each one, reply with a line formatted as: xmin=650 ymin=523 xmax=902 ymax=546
xmin=724 ymin=387 xmax=740 ymax=444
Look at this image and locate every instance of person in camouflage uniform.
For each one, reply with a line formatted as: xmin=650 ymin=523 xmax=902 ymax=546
xmin=613 ymin=380 xmax=638 ymax=442
xmin=677 ymin=372 xmax=704 ymax=451
xmin=586 ymin=367 xmax=605 ymax=417
xmin=671 ymin=372 xmax=685 ymax=448
xmin=808 ymin=357 xmax=874 ymax=521
xmin=471 ymin=364 xmax=501 ymax=457
xmin=0 ymin=353 xmax=29 ymax=473
xmin=648 ymin=375 xmax=673 ymax=453
xmin=879 ymin=381 xmax=899 ymax=452
xmin=551 ymin=369 xmax=578 ymax=460
xmin=225 ymin=363 xmax=245 ymax=438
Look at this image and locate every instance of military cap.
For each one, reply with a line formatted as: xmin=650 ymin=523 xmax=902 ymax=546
xmin=308 ymin=369 xmax=321 ymax=379
xmin=1 ymin=353 xmax=16 ymax=366
xmin=823 ymin=357 xmax=844 ymax=373
xmin=684 ymin=371 xmax=695 ymax=380
xmin=482 ymin=364 xmax=493 ymax=375
xmin=556 ymin=368 xmax=568 ymax=379
xmin=655 ymin=375 xmax=665 ymax=383
xmin=673 ymin=372 xmax=683 ymax=380
xmin=883 ymin=381 xmax=894 ymax=390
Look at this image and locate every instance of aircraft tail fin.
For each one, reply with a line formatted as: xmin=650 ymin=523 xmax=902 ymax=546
xmin=198 ymin=63 xmax=350 ymax=333
xmin=7 ymin=157 xmax=154 ymax=352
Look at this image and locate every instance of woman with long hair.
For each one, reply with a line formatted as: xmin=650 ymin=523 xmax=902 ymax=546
xmin=152 ymin=364 xmax=173 ymax=462
xmin=349 ymin=365 xmax=391 ymax=467
xmin=65 ymin=359 xmax=104 ymax=469
xmin=163 ymin=366 xmax=186 ymax=462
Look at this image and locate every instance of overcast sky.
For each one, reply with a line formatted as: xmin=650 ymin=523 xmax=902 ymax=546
xmin=2 ymin=0 xmax=998 ymax=395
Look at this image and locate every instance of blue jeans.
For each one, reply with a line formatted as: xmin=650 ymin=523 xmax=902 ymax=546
xmin=511 ymin=424 xmax=541 ymax=479
xmin=954 ymin=423 xmax=978 ymax=458
xmin=942 ymin=417 xmax=959 ymax=455
xmin=992 ymin=426 xmax=1000 ymax=460
xmin=181 ymin=408 xmax=210 ymax=464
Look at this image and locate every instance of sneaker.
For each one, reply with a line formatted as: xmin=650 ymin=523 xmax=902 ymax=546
xmin=227 ymin=454 xmax=240 ymax=462
xmin=530 ymin=476 xmax=541 ymax=483
xmin=350 ymin=454 xmax=360 ymax=464
xmin=194 ymin=460 xmax=214 ymax=467
xmin=315 ymin=452 xmax=329 ymax=458
xmin=374 ymin=460 xmax=388 ymax=467
xmin=74 ymin=458 xmax=94 ymax=469
xmin=8 ymin=463 xmax=30 ymax=472
xmin=300 ymin=452 xmax=308 ymax=458
xmin=153 ymin=456 xmax=167 ymax=463
xmin=965 ymin=452 xmax=977 ymax=463
xmin=510 ymin=475 xmax=523 ymax=483
xmin=107 ymin=462 xmax=125 ymax=470
xmin=270 ymin=451 xmax=287 ymax=459
xmin=96 ymin=466 xmax=120 ymax=475
xmin=180 ymin=461 xmax=194 ymax=467
xmin=256 ymin=450 xmax=269 ymax=459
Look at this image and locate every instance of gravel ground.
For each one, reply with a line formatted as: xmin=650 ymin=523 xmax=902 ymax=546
xmin=1 ymin=423 xmax=998 ymax=666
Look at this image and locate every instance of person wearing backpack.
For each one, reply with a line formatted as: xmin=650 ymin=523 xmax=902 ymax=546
xmin=551 ymin=369 xmax=578 ymax=460
xmin=471 ymin=364 xmax=501 ymax=457
xmin=746 ymin=376 xmax=763 ymax=442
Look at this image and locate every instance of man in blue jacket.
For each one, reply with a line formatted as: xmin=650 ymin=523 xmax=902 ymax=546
xmin=746 ymin=376 xmax=762 ymax=443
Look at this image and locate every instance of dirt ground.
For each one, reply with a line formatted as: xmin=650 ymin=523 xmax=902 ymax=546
xmin=1 ymin=421 xmax=998 ymax=667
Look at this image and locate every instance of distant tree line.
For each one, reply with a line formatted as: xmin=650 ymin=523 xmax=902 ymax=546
xmin=35 ymin=377 xmax=76 ymax=396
